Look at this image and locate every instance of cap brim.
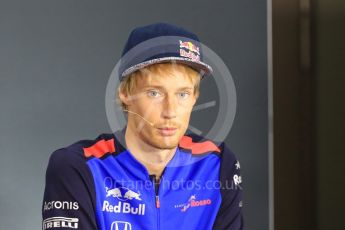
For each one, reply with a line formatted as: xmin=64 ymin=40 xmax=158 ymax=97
xmin=121 ymin=57 xmax=213 ymax=78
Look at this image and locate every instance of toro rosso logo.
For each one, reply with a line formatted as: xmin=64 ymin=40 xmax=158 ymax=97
xmin=102 ymin=177 xmax=145 ymax=216
xmin=174 ymin=194 xmax=212 ymax=212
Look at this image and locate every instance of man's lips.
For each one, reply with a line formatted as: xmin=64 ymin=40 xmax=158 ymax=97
xmin=157 ymin=127 xmax=178 ymax=136
xmin=158 ymin=127 xmax=177 ymax=130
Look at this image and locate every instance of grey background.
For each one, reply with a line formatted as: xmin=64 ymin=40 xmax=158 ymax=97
xmin=0 ymin=0 xmax=269 ymax=229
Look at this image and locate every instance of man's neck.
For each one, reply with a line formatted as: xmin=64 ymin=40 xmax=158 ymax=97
xmin=124 ymin=126 xmax=177 ymax=177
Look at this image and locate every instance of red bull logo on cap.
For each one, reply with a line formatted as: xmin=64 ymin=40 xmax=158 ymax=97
xmin=179 ymin=40 xmax=201 ymax=61
xmin=179 ymin=40 xmax=200 ymax=54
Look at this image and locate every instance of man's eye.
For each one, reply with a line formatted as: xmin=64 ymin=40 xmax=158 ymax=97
xmin=177 ymin=92 xmax=190 ymax=99
xmin=147 ymin=90 xmax=161 ymax=98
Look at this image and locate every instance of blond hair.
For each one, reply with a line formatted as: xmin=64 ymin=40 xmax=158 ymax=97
xmin=117 ymin=63 xmax=201 ymax=109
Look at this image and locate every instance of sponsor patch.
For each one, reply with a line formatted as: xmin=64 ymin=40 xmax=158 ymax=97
xmin=174 ymin=194 xmax=212 ymax=212
xmin=179 ymin=40 xmax=200 ymax=61
xmin=43 ymin=217 xmax=78 ymax=229
xmin=103 ymin=177 xmax=146 ymax=216
xmin=43 ymin=201 xmax=79 ymax=212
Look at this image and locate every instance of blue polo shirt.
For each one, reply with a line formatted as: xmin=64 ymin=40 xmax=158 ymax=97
xmin=42 ymin=129 xmax=243 ymax=230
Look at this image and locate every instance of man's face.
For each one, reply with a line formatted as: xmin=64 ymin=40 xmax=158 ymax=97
xmin=120 ymin=66 xmax=198 ymax=150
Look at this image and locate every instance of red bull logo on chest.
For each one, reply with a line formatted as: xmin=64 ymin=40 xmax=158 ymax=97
xmin=102 ymin=179 xmax=146 ymax=216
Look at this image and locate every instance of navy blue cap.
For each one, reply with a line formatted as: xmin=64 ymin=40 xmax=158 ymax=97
xmin=119 ymin=23 xmax=212 ymax=80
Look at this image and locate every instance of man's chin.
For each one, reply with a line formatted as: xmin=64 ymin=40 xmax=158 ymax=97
xmin=150 ymin=136 xmax=180 ymax=150
xmin=153 ymin=140 xmax=179 ymax=150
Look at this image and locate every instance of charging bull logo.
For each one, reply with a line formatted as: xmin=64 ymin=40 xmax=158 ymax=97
xmin=124 ymin=190 xmax=142 ymax=201
xmin=179 ymin=40 xmax=200 ymax=61
xmin=179 ymin=40 xmax=200 ymax=54
xmin=105 ymin=186 xmax=142 ymax=201
xmin=103 ymin=177 xmax=146 ymax=216
xmin=106 ymin=187 xmax=122 ymax=198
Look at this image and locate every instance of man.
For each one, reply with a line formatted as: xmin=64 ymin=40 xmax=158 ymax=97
xmin=42 ymin=23 xmax=243 ymax=230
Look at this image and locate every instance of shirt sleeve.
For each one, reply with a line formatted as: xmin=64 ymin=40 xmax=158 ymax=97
xmin=42 ymin=148 xmax=98 ymax=230
xmin=213 ymin=143 xmax=244 ymax=230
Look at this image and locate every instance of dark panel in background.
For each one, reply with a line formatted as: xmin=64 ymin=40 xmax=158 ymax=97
xmin=313 ymin=0 xmax=345 ymax=229
xmin=272 ymin=0 xmax=313 ymax=230
xmin=272 ymin=1 xmax=315 ymax=228
xmin=273 ymin=0 xmax=345 ymax=229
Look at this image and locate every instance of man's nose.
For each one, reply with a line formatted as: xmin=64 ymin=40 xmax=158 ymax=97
xmin=161 ymin=94 xmax=177 ymax=119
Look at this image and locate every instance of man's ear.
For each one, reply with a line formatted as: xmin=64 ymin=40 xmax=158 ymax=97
xmin=119 ymin=91 xmax=132 ymax=108
xmin=192 ymin=92 xmax=199 ymax=106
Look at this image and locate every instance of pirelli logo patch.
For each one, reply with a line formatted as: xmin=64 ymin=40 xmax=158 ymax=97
xmin=43 ymin=216 xmax=79 ymax=229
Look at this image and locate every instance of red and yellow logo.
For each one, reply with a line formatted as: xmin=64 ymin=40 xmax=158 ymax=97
xmin=179 ymin=40 xmax=201 ymax=61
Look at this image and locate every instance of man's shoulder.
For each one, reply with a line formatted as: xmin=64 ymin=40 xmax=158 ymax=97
xmin=178 ymin=133 xmax=220 ymax=155
xmin=49 ymin=133 xmax=116 ymax=166
xmin=178 ymin=133 xmax=236 ymax=160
